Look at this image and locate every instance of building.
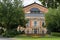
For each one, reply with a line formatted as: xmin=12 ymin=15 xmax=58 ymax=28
xmin=21 ymin=2 xmax=48 ymax=34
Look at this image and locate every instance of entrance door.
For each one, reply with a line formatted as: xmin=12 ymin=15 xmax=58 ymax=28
xmin=34 ymin=29 xmax=37 ymax=34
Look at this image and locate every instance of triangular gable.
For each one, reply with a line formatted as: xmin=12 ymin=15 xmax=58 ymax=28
xmin=23 ymin=2 xmax=48 ymax=13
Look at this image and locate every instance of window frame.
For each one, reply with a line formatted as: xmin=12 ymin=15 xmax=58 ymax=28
xmin=30 ymin=8 xmax=40 ymax=13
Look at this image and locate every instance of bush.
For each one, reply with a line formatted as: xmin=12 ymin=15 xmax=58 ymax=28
xmin=2 ymin=29 xmax=20 ymax=37
xmin=51 ymin=32 xmax=60 ymax=37
xmin=0 ymin=28 xmax=4 ymax=35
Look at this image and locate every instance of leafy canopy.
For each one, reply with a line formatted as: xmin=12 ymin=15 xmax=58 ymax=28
xmin=0 ymin=0 xmax=26 ymax=29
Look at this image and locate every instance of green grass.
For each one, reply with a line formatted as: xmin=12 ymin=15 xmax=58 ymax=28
xmin=15 ymin=37 xmax=60 ymax=40
xmin=15 ymin=38 xmax=60 ymax=40
xmin=14 ymin=34 xmax=60 ymax=40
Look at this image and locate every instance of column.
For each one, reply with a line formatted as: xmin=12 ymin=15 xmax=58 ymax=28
xmin=40 ymin=20 xmax=42 ymax=27
xmin=40 ymin=19 xmax=43 ymax=34
xmin=30 ymin=19 xmax=32 ymax=27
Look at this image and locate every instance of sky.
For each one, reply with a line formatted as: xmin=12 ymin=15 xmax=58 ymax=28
xmin=0 ymin=0 xmax=42 ymax=6
xmin=22 ymin=0 xmax=42 ymax=6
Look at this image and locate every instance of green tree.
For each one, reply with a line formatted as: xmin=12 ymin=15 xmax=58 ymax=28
xmin=39 ymin=0 xmax=59 ymax=8
xmin=45 ymin=7 xmax=60 ymax=32
xmin=0 ymin=0 xmax=26 ymax=30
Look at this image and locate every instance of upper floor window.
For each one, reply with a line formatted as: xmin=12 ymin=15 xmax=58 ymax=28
xmin=30 ymin=8 xmax=40 ymax=13
xmin=34 ymin=21 xmax=37 ymax=27
xmin=42 ymin=21 xmax=45 ymax=27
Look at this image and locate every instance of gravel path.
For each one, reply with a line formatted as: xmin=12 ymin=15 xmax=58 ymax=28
xmin=0 ymin=38 xmax=14 ymax=40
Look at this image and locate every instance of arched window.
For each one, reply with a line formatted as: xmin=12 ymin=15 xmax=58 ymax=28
xmin=30 ymin=8 xmax=40 ymax=13
xmin=34 ymin=21 xmax=37 ymax=27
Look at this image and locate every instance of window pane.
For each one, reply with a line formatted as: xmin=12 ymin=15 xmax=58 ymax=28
xmin=30 ymin=8 xmax=40 ymax=13
xmin=34 ymin=21 xmax=37 ymax=27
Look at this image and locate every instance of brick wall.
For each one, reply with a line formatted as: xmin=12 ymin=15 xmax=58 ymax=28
xmin=23 ymin=3 xmax=48 ymax=13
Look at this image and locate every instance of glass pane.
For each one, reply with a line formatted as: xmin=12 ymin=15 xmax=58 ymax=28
xmin=34 ymin=29 xmax=37 ymax=34
xmin=30 ymin=8 xmax=40 ymax=13
xmin=34 ymin=21 xmax=37 ymax=27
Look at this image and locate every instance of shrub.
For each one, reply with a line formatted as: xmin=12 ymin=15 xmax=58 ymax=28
xmin=2 ymin=29 xmax=20 ymax=37
xmin=51 ymin=32 xmax=60 ymax=37
xmin=0 ymin=28 xmax=4 ymax=35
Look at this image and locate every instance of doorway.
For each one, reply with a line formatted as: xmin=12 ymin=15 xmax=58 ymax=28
xmin=34 ymin=29 xmax=37 ymax=34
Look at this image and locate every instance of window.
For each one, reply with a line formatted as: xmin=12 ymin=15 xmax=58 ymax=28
xmin=34 ymin=29 xmax=37 ymax=34
xmin=26 ymin=21 xmax=30 ymax=27
xmin=34 ymin=21 xmax=37 ymax=27
xmin=42 ymin=22 xmax=45 ymax=26
xmin=30 ymin=8 xmax=40 ymax=13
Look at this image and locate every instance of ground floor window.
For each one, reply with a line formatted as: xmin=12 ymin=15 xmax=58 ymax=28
xmin=26 ymin=21 xmax=30 ymax=27
xmin=27 ymin=30 xmax=29 ymax=34
xmin=34 ymin=29 xmax=37 ymax=34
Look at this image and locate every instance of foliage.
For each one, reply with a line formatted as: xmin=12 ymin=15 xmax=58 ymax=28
xmin=51 ymin=32 xmax=60 ymax=37
xmin=0 ymin=0 xmax=27 ymax=37
xmin=39 ymin=0 xmax=60 ymax=8
xmin=0 ymin=28 xmax=4 ymax=35
xmin=45 ymin=7 xmax=60 ymax=32
xmin=0 ymin=0 xmax=26 ymax=30
xmin=2 ymin=29 xmax=20 ymax=37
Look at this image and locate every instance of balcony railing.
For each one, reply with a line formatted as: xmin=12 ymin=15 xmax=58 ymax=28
xmin=25 ymin=13 xmax=45 ymax=17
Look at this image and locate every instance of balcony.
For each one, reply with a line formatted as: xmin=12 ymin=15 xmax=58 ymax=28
xmin=25 ymin=13 xmax=45 ymax=17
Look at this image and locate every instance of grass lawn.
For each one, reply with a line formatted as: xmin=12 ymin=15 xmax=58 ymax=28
xmin=15 ymin=37 xmax=60 ymax=40
xmin=14 ymin=35 xmax=60 ymax=40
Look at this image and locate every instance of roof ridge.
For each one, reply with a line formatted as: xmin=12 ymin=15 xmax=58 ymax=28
xmin=23 ymin=2 xmax=47 ymax=8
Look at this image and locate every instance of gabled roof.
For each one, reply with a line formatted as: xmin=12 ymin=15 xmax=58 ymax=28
xmin=23 ymin=2 xmax=47 ymax=8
